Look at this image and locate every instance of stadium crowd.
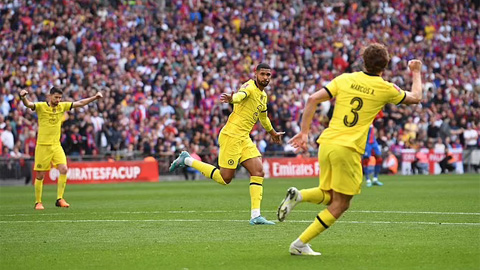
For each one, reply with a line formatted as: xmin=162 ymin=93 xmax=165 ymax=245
xmin=0 ymin=0 xmax=479 ymax=173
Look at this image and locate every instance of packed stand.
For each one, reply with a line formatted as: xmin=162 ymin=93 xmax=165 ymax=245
xmin=0 ymin=0 xmax=479 ymax=174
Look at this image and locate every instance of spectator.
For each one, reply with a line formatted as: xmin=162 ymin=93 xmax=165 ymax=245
xmin=439 ymin=148 xmax=456 ymax=174
xmin=463 ymin=122 xmax=479 ymax=149
xmin=382 ymin=150 xmax=398 ymax=175
xmin=0 ymin=0 xmax=477 ymax=174
xmin=413 ymin=150 xmax=429 ymax=175
xmin=1 ymin=124 xmax=15 ymax=150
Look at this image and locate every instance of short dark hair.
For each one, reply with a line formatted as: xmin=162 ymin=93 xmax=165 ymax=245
xmin=50 ymin=87 xmax=63 ymax=95
xmin=256 ymin=63 xmax=271 ymax=71
xmin=362 ymin=43 xmax=389 ymax=74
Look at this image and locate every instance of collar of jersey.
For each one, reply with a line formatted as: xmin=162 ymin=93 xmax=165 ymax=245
xmin=254 ymin=80 xmax=266 ymax=91
xmin=363 ymin=71 xmax=380 ymax=77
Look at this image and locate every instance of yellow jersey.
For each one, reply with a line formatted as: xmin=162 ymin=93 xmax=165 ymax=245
xmin=318 ymin=72 xmax=406 ymax=154
xmin=221 ymin=79 xmax=268 ymax=139
xmin=34 ymin=101 xmax=73 ymax=145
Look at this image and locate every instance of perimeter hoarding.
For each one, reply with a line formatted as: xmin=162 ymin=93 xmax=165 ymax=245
xmin=35 ymin=160 xmax=159 ymax=184
xmin=262 ymin=157 xmax=319 ymax=178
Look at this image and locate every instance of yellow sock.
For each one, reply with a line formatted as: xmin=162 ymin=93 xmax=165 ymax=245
xmin=300 ymin=188 xmax=331 ymax=205
xmin=191 ymin=160 xmax=226 ymax=185
xmin=299 ymin=209 xmax=337 ymax=243
xmin=35 ymin=178 xmax=43 ymax=203
xmin=250 ymin=176 xmax=263 ymax=213
xmin=57 ymin=174 xmax=67 ymax=199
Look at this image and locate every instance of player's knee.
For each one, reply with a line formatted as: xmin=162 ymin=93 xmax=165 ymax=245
xmin=253 ymin=170 xmax=264 ymax=178
xmin=223 ymin=177 xmax=233 ymax=184
xmin=36 ymin=172 xmax=45 ymax=180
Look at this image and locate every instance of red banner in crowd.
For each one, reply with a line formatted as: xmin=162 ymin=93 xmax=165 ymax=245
xmin=263 ymin=157 xmax=319 ymax=178
xmin=400 ymin=148 xmax=464 ymax=175
xmin=35 ymin=160 xmax=159 ymax=185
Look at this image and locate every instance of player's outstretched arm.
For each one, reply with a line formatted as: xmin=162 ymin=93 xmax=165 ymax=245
xmin=72 ymin=92 xmax=103 ymax=108
xmin=259 ymin=110 xmax=284 ymax=144
xmin=220 ymin=91 xmax=248 ymax=104
xmin=19 ymin=89 xmax=35 ymax=110
xmin=219 ymin=92 xmax=234 ymax=103
xmin=288 ymin=88 xmax=331 ymax=151
xmin=402 ymin=60 xmax=423 ymax=105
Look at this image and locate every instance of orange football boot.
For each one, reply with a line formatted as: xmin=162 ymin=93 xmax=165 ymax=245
xmin=55 ymin=198 xmax=70 ymax=208
xmin=34 ymin=202 xmax=45 ymax=210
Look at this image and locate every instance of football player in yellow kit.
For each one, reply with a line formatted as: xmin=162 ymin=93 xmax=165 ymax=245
xmin=20 ymin=87 xmax=103 ymax=210
xmin=169 ymin=63 xmax=284 ymax=225
xmin=278 ymin=43 xmax=423 ymax=255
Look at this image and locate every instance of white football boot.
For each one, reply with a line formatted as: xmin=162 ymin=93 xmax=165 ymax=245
xmin=277 ymin=187 xmax=300 ymax=222
xmin=289 ymin=242 xmax=322 ymax=256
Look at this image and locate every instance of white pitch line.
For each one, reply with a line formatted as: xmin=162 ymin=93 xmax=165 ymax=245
xmin=0 ymin=219 xmax=478 ymax=226
xmin=1 ymin=209 xmax=480 ymax=217
xmin=349 ymin=210 xmax=480 ymax=215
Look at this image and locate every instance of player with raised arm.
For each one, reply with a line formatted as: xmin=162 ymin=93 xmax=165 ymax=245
xmin=169 ymin=63 xmax=284 ymax=225
xmin=19 ymin=87 xmax=103 ymax=210
xmin=276 ymin=43 xmax=423 ymax=255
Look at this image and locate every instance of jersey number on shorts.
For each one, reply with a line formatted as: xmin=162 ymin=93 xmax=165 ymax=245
xmin=343 ymin=97 xmax=363 ymax=127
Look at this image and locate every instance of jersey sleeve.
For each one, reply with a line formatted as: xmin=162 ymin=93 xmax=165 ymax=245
xmin=232 ymin=82 xmax=253 ymax=103
xmin=388 ymin=83 xmax=407 ymax=105
xmin=60 ymin=102 xmax=74 ymax=112
xmin=324 ymin=75 xmax=343 ymax=98
xmin=238 ymin=82 xmax=252 ymax=98
xmin=33 ymin=102 xmax=43 ymax=112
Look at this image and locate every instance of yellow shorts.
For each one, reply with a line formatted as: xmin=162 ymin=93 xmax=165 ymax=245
xmin=319 ymin=144 xmax=363 ymax=195
xmin=34 ymin=144 xmax=67 ymax=171
xmin=218 ymin=133 xmax=261 ymax=169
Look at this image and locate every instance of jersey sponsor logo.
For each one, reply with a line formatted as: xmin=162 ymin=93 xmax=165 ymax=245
xmin=253 ymin=105 xmax=264 ymax=121
xmin=49 ymin=115 xmax=59 ymax=124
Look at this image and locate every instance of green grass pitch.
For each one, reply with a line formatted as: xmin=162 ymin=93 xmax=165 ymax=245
xmin=0 ymin=174 xmax=479 ymax=270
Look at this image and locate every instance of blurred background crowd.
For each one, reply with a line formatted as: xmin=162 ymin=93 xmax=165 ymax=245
xmin=0 ymin=0 xmax=479 ymax=173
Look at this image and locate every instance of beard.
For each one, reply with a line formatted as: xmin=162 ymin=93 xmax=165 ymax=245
xmin=259 ymin=80 xmax=270 ymax=87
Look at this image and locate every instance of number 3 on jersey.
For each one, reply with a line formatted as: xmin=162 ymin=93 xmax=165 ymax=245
xmin=343 ymin=97 xmax=363 ymax=127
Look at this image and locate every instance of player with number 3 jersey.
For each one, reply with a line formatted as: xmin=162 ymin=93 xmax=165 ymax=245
xmin=277 ymin=43 xmax=423 ymax=256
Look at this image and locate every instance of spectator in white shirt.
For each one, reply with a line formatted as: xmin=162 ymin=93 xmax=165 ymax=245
xmin=463 ymin=122 xmax=479 ymax=149
xmin=0 ymin=95 xmax=10 ymax=116
xmin=1 ymin=124 xmax=14 ymax=150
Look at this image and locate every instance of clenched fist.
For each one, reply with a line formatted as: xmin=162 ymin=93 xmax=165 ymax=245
xmin=408 ymin=60 xmax=422 ymax=73
xmin=19 ymin=89 xmax=28 ymax=98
